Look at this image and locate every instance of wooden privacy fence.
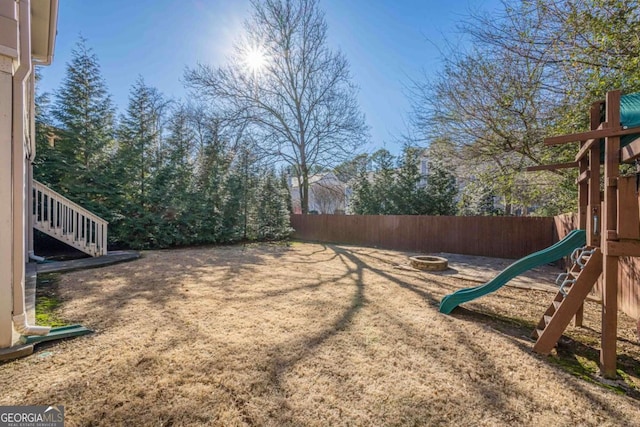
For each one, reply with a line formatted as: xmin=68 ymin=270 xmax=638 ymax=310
xmin=290 ymin=214 xmax=555 ymax=259
xmin=292 ymin=213 xmax=640 ymax=319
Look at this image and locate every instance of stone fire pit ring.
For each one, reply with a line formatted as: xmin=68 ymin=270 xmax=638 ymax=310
xmin=409 ymin=255 xmax=448 ymax=271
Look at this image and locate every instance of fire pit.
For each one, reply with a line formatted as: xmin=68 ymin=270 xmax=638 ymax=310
xmin=409 ymin=255 xmax=448 ymax=271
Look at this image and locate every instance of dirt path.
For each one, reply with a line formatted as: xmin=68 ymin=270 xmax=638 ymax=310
xmin=1 ymin=242 xmax=639 ymax=426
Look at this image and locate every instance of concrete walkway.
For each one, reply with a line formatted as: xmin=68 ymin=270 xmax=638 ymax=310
xmin=36 ymin=250 xmax=140 ymax=274
xmin=0 ymin=251 xmax=140 ymax=361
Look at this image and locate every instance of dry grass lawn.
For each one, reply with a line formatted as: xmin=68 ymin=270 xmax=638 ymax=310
xmin=1 ymin=242 xmax=640 ymax=426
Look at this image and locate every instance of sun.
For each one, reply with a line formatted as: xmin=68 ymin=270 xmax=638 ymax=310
xmin=244 ymin=47 xmax=267 ymax=76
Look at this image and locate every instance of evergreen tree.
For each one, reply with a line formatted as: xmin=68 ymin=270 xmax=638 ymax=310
xmin=162 ymin=104 xmax=197 ymax=245
xmin=279 ymin=169 xmax=294 ymax=215
xmin=33 ymin=70 xmax=65 ymax=186
xmin=190 ymin=106 xmax=238 ymax=244
xmin=220 ymin=147 xmax=258 ymax=242
xmin=50 ymin=37 xmax=116 ymax=218
xmin=349 ymin=162 xmax=376 ymax=215
xmin=393 ymin=146 xmax=430 ymax=215
xmin=112 ymin=77 xmax=168 ymax=248
xmin=424 ymin=160 xmax=457 ymax=215
xmin=370 ymin=149 xmax=396 ymax=214
xmin=255 ymin=169 xmax=293 ymax=240
xmin=457 ymin=179 xmax=499 ymax=216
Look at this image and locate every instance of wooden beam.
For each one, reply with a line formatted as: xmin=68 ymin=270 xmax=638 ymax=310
xmin=526 ymin=162 xmax=578 ymax=172
xmin=544 ymin=124 xmax=640 ymax=146
xmin=605 ymin=239 xmax=640 ymax=257
xmin=575 ymin=137 xmax=598 ymax=162
xmin=545 ymin=123 xmax=603 ymax=145
xmin=620 ymin=135 xmax=640 ymax=163
xmin=576 ymin=170 xmax=590 ymax=184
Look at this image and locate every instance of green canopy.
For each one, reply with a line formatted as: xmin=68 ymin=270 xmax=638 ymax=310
xmin=621 ymin=92 xmax=640 ymax=130
xmin=597 ymin=92 xmax=640 ymax=156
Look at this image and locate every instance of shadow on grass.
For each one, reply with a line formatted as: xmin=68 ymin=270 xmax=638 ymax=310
xmin=4 ymin=242 xmax=638 ymax=425
xmin=448 ymin=305 xmax=640 ymax=404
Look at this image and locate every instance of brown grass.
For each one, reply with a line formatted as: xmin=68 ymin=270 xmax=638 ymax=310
xmin=1 ymin=242 xmax=639 ymax=426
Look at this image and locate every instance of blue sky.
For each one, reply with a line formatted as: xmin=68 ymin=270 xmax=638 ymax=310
xmin=38 ymin=0 xmax=503 ymax=154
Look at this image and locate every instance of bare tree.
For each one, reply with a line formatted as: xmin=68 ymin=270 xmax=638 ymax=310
xmin=311 ymin=181 xmax=345 ymax=214
xmin=185 ymin=0 xmax=367 ymax=213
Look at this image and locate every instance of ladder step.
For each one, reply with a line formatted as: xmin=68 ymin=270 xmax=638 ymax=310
xmin=562 ymin=283 xmax=573 ymax=293
xmin=533 ymin=248 xmax=602 ymax=355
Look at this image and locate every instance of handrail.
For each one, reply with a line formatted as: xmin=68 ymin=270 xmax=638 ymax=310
xmin=32 ymin=180 xmax=108 ymax=257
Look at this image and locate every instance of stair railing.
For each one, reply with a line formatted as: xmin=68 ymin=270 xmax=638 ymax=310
xmin=32 ymin=180 xmax=108 ymax=257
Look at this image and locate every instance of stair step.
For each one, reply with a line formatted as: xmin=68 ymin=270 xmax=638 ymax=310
xmin=544 ymin=315 xmax=553 ymax=325
xmin=553 ymin=301 xmax=562 ymax=310
xmin=534 ymin=328 xmax=544 ymax=338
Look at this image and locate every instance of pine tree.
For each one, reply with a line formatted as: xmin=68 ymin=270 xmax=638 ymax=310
xmin=191 ymin=107 xmax=232 ymax=244
xmin=50 ymin=37 xmax=116 ymax=218
xmin=457 ymin=179 xmax=498 ymax=216
xmin=279 ymin=169 xmax=294 ymax=215
xmin=112 ymin=77 xmax=168 ymax=248
xmin=219 ymin=147 xmax=258 ymax=242
xmin=425 ymin=160 xmax=457 ymax=215
xmin=393 ymin=146 xmax=430 ymax=215
xmin=33 ymin=70 xmax=65 ymax=186
xmin=370 ymin=149 xmax=396 ymax=214
xmin=349 ymin=162 xmax=376 ymax=215
xmin=255 ymin=169 xmax=293 ymax=240
xmin=162 ymin=104 xmax=197 ymax=245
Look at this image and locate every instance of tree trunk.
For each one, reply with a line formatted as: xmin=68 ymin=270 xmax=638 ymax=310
xmin=300 ymin=167 xmax=309 ymax=214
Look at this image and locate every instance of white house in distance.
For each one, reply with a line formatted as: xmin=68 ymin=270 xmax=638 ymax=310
xmin=290 ymin=172 xmax=348 ymax=214
xmin=0 ymin=0 xmax=59 ymax=356
xmin=289 ymin=152 xmax=430 ymax=215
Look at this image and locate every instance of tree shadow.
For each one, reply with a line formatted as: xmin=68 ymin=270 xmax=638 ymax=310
xmin=448 ymin=306 xmax=640 ymax=406
xmin=3 ymin=242 xmax=638 ymax=425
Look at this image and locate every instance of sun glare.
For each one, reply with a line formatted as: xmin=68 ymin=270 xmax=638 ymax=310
xmin=244 ymin=47 xmax=267 ymax=75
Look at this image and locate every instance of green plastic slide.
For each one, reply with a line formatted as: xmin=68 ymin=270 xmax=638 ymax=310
xmin=439 ymin=229 xmax=586 ymax=314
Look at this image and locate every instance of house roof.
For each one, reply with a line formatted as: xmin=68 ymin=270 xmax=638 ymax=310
xmin=31 ymin=0 xmax=58 ymax=65
xmin=290 ymin=172 xmax=345 ymax=188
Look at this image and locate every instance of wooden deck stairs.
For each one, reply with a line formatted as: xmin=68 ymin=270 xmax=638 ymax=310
xmin=32 ymin=180 xmax=108 ymax=257
xmin=532 ymin=246 xmax=603 ymax=354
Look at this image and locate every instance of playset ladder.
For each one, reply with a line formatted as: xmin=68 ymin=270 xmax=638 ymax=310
xmin=532 ymin=247 xmax=603 ymax=354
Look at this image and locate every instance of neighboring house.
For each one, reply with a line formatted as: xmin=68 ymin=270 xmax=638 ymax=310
xmin=289 ymin=172 xmax=347 ymax=214
xmin=1 ymin=0 xmax=104 ymax=356
xmin=419 ymin=152 xmax=429 ymax=188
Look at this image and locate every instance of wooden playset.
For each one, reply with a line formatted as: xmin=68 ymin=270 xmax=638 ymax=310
xmin=531 ymin=90 xmax=640 ymax=378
